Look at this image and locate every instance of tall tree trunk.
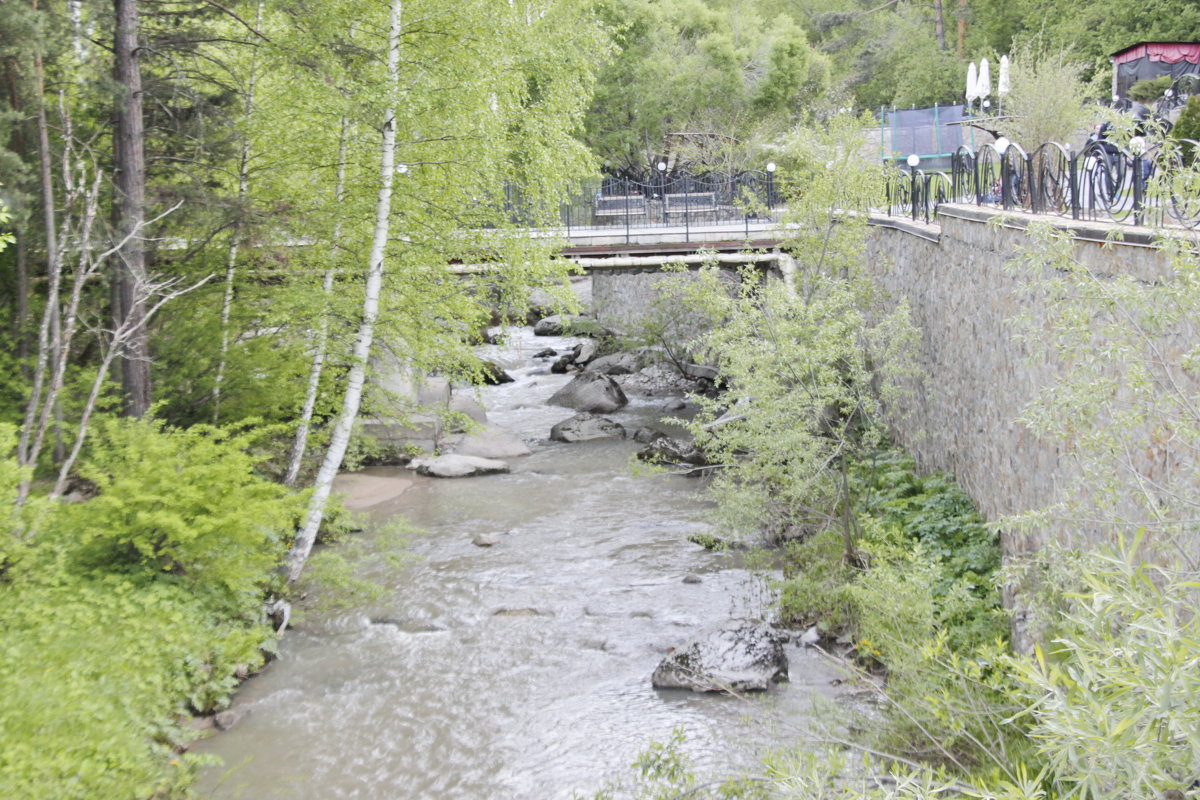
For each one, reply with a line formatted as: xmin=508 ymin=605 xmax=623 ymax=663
xmin=933 ymin=0 xmax=946 ymax=51
xmin=212 ymin=1 xmax=263 ymax=423
xmin=287 ymin=1 xmax=402 ymax=583
xmin=957 ymin=0 xmax=967 ymax=60
xmin=112 ymin=0 xmax=151 ymax=418
xmin=15 ymin=231 xmax=29 ymax=365
xmin=284 ymin=119 xmax=348 ymax=487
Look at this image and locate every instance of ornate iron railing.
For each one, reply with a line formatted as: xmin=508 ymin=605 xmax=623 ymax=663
xmin=888 ymin=139 xmax=1200 ymax=229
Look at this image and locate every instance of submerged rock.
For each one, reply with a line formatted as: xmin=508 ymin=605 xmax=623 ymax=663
xmin=550 ymin=413 xmax=626 ymax=442
xmin=651 ymin=620 xmax=788 ymax=693
xmin=548 ymin=372 xmax=628 ymax=413
xmin=413 ymin=454 xmax=510 ymax=478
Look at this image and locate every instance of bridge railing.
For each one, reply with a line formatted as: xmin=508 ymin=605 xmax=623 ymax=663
xmin=889 ymin=138 xmax=1200 ymax=229
xmin=552 ymin=171 xmax=786 ymax=242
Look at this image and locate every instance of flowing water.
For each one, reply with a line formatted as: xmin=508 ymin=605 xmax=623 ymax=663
xmin=193 ymin=327 xmax=848 ymax=799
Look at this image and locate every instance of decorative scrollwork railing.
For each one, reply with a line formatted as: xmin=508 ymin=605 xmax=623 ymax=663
xmin=889 ymin=138 xmax=1200 ymax=230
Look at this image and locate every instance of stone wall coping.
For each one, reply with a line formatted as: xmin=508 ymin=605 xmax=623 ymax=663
xmin=866 ymin=213 xmax=942 ymax=243
xmin=935 ymin=203 xmax=1166 ymax=249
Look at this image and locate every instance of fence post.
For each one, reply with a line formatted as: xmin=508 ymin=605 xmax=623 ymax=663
xmin=911 ymin=168 xmax=919 ymax=222
xmin=1133 ymin=154 xmax=1144 ymax=226
xmin=623 ymin=177 xmax=631 ymax=245
xmin=683 ymin=180 xmax=690 ymax=243
xmin=1069 ymin=149 xmax=1080 ymax=220
xmin=1026 ymin=153 xmax=1036 ymax=213
xmin=1001 ymin=155 xmax=1011 ymax=210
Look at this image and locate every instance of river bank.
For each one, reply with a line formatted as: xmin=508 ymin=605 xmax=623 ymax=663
xmin=190 ymin=325 xmax=857 ymax=799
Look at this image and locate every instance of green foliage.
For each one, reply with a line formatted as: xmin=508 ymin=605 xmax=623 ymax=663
xmin=1129 ymin=75 xmax=1174 ymax=103
xmin=60 ymin=418 xmax=299 ymax=609
xmin=1170 ymin=95 xmax=1200 ymax=164
xmin=995 ymin=43 xmax=1091 ymax=148
xmin=0 ymin=419 xmax=296 ymax=799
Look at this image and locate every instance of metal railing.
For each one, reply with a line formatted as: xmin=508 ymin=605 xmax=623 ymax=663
xmin=887 ymin=139 xmax=1200 ymax=229
xmin=544 ymin=171 xmax=785 ymax=243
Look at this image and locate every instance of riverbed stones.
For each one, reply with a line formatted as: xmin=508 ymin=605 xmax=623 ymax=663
xmin=548 ymin=372 xmax=628 ymax=413
xmin=651 ymin=620 xmax=789 ymax=693
xmin=472 ymin=533 xmax=501 ymax=547
xmin=533 ymin=314 xmax=579 ymax=336
xmin=550 ymin=413 xmax=626 ymax=442
xmin=412 ymin=454 xmax=510 ymax=478
xmin=479 ymin=359 xmax=514 ymax=385
xmin=682 ymin=573 xmax=702 ymax=584
xmin=450 ymin=424 xmax=532 ymax=459
xmin=586 ymin=352 xmax=639 ymax=375
xmin=636 ymin=435 xmax=708 ymax=467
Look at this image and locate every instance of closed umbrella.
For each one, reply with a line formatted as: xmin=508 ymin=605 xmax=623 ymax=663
xmin=978 ymin=58 xmax=992 ymax=111
xmin=967 ymin=61 xmax=978 ymax=109
xmin=998 ymin=55 xmax=1011 ymax=114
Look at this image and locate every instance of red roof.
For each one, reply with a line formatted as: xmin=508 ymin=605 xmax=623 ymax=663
xmin=1111 ymin=42 xmax=1200 ymax=65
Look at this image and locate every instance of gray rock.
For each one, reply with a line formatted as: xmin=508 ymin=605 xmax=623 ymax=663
xmin=651 ymin=620 xmax=789 ymax=693
xmin=683 ymin=363 xmax=719 ymax=381
xmin=479 ymin=360 xmax=514 ymax=385
xmin=448 ymin=393 xmax=488 ymax=429
xmin=413 ymin=454 xmax=510 ymax=478
xmin=472 ymin=533 xmax=501 ymax=547
xmin=799 ymin=625 xmax=821 ymax=647
xmin=415 ymin=377 xmax=451 ymax=407
xmin=548 ymin=372 xmax=628 ymax=413
xmin=451 ymin=424 xmax=532 ymax=459
xmin=587 ymin=352 xmax=639 ymax=375
xmin=662 ymin=397 xmax=688 ymax=412
xmin=213 ymin=709 xmax=245 ymax=731
xmin=637 ymin=435 xmax=708 ymax=466
xmin=574 ymin=340 xmax=599 ymax=366
xmin=682 ymin=573 xmax=703 ymax=584
xmin=534 ymin=314 xmax=580 ymax=336
xmin=534 ymin=348 xmax=557 ymax=359
xmin=633 ymin=427 xmax=667 ymax=445
xmin=550 ymin=355 xmax=573 ymax=374
xmin=550 ymin=413 xmax=626 ymax=442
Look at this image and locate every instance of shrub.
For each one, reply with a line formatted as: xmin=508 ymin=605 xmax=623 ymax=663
xmin=61 ymin=417 xmax=299 ymax=610
xmin=1129 ymin=75 xmax=1173 ymax=103
xmin=1171 ymin=94 xmax=1200 ymax=163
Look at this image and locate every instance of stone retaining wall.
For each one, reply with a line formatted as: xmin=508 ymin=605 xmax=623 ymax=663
xmin=867 ymin=205 xmax=1190 ymax=557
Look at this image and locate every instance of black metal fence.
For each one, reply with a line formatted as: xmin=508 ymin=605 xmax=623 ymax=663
xmin=548 ymin=171 xmax=784 ymax=243
xmin=887 ymin=139 xmax=1200 ymax=229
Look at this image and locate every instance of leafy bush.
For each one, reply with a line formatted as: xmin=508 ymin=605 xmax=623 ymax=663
xmin=62 ymin=418 xmax=299 ymax=609
xmin=1171 ymin=94 xmax=1200 ymax=163
xmin=1129 ymin=75 xmax=1173 ymax=103
xmin=0 ymin=417 xmax=299 ymax=798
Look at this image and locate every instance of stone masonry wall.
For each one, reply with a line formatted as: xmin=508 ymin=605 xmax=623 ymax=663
xmin=866 ymin=206 xmax=1189 ymax=558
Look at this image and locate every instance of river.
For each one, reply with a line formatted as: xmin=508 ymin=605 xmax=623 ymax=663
xmin=193 ymin=326 xmax=848 ymax=799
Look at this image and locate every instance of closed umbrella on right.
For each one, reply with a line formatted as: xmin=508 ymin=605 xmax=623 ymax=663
xmin=966 ymin=61 xmax=979 ymax=111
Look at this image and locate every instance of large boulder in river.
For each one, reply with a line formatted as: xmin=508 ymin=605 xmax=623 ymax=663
xmin=448 ymin=393 xmax=488 ymax=430
xmin=586 ymin=352 xmax=639 ymax=375
xmin=533 ymin=314 xmax=579 ymax=336
xmin=451 ymin=424 xmax=532 ymax=459
xmin=479 ymin=360 xmax=514 ymax=385
xmin=548 ymin=372 xmax=627 ymax=413
xmin=550 ymin=413 xmax=626 ymax=443
xmin=651 ymin=620 xmax=789 ymax=693
xmin=412 ymin=454 xmax=510 ymax=478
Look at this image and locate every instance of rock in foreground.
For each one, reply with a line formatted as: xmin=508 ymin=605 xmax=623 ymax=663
xmin=413 ymin=454 xmax=510 ymax=478
xmin=550 ymin=413 xmax=626 ymax=442
xmin=451 ymin=424 xmax=532 ymax=459
xmin=651 ymin=620 xmax=788 ymax=693
xmin=547 ymin=372 xmax=628 ymax=413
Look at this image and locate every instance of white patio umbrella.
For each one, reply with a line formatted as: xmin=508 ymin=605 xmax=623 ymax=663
xmin=977 ymin=58 xmax=992 ymax=111
xmin=966 ymin=61 xmax=979 ymax=108
xmin=997 ymin=55 xmax=1011 ymax=114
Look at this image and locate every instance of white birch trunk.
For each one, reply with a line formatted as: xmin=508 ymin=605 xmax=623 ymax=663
xmin=287 ymin=1 xmax=402 ymax=582
xmin=283 ymin=119 xmax=348 ymax=487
